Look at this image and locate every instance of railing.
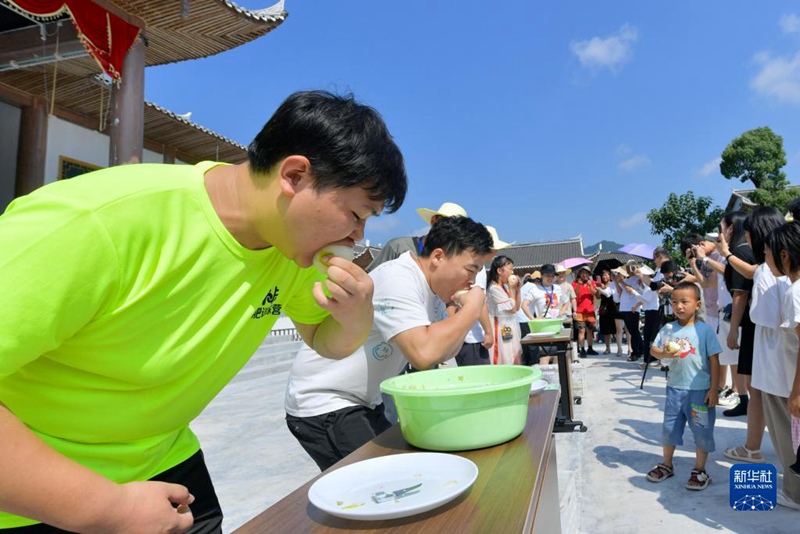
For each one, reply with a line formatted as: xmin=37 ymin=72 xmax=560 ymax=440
xmin=266 ymin=328 xmax=302 ymax=342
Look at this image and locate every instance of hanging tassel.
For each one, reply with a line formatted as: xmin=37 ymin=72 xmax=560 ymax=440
xmin=49 ymin=22 xmax=61 ymax=116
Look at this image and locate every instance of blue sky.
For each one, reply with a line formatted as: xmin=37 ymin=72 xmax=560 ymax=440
xmin=145 ymin=1 xmax=800 ymax=250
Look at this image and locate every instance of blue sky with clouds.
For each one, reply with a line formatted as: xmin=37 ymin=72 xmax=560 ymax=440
xmin=145 ymin=1 xmax=800 ymax=249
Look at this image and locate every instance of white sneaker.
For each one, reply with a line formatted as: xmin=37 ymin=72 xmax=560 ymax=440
xmin=777 ymin=489 xmax=800 ymax=511
xmin=718 ymin=389 xmax=739 ymax=407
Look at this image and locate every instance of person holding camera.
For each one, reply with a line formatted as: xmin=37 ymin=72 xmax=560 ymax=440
xmin=682 ymin=235 xmax=739 ymax=406
xmin=619 ymin=261 xmax=646 ymax=361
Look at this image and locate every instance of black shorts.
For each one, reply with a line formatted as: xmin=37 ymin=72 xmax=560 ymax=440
xmin=6 ymin=450 xmax=223 ymax=534
xmin=737 ymin=317 xmax=756 ymax=375
xmin=286 ymin=404 xmax=392 ymax=472
xmin=456 ymin=342 xmax=490 ymax=366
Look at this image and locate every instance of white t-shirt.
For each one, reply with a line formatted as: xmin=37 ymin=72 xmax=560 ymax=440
xmin=514 ymin=281 xmax=532 ymax=323
xmin=524 ymin=283 xmax=564 ymax=319
xmin=751 ymin=263 xmax=792 ymax=395
xmin=775 ymin=278 xmax=800 ymax=398
xmin=618 ymin=277 xmax=640 ymax=312
xmin=465 ymin=269 xmax=488 ymax=343
xmin=609 ymin=280 xmax=622 ymax=304
xmin=284 ymin=252 xmax=447 ymax=417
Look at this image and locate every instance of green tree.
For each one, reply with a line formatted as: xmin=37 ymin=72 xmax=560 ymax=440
xmin=647 ymin=191 xmax=725 ymax=261
xmin=720 ymin=126 xmax=798 ymax=211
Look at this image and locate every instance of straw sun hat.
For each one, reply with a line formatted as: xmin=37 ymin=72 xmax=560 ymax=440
xmin=555 ymin=264 xmax=572 ymax=275
xmin=485 ymin=226 xmax=512 ymax=250
xmin=415 ymin=202 xmax=467 ymax=224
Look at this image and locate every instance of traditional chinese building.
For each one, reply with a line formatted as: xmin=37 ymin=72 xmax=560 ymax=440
xmin=0 ymin=0 xmax=287 ymax=212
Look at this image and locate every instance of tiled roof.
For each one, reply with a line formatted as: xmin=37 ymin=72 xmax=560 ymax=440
xmin=725 ymin=186 xmax=800 ymax=212
xmin=144 ymin=101 xmax=247 ymax=163
xmin=499 ymin=237 xmax=585 ymax=269
xmin=353 ymin=243 xmax=380 ymax=270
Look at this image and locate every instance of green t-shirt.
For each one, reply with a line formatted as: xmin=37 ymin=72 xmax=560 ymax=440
xmin=0 ymin=162 xmax=328 ymax=527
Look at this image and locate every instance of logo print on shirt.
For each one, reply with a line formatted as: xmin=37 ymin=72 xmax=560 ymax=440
xmin=252 ymin=286 xmax=282 ymax=319
xmin=673 ymin=338 xmax=696 ymax=359
xmin=372 ymin=342 xmax=393 ymax=361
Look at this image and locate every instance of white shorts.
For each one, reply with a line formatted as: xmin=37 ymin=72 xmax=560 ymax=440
xmin=717 ymin=312 xmax=739 ymax=366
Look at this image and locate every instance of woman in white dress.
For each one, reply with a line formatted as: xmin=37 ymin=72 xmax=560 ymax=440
xmin=486 ymin=255 xmax=522 ymax=365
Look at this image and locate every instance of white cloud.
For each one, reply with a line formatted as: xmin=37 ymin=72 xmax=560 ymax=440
xmin=751 ymin=51 xmax=800 ymax=105
xmin=570 ymin=24 xmax=638 ymax=71
xmin=364 ymin=216 xmax=400 ymax=234
xmin=780 ymin=13 xmax=800 ymax=34
xmin=618 ymin=154 xmax=650 ymax=171
xmin=616 ymin=143 xmax=632 ymax=156
xmin=698 ymin=157 xmax=722 ymax=177
xmin=619 ymin=212 xmax=647 ymax=229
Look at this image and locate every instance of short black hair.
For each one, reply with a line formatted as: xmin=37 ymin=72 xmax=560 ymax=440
xmin=247 ymin=90 xmax=407 ymax=213
xmin=672 ymin=281 xmax=701 ymax=300
xmin=745 ymin=206 xmax=785 ymax=264
xmin=660 ymin=260 xmax=679 ymax=275
xmin=420 ymin=216 xmax=493 ymax=259
xmin=766 ymin=222 xmax=800 ymax=276
xmin=680 ymin=234 xmax=702 ymax=256
xmin=487 ymin=255 xmax=514 ymax=288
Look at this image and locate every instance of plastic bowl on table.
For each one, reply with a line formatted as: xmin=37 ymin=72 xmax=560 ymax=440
xmin=527 ymin=318 xmax=563 ymax=334
xmin=379 ymin=365 xmax=540 ymax=451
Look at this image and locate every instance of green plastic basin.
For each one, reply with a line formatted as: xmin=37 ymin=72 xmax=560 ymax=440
xmin=379 ymin=365 xmax=540 ymax=451
xmin=527 ymin=318 xmax=563 ymax=334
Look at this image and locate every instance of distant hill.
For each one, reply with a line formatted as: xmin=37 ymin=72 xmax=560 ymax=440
xmin=584 ymin=240 xmax=624 ymax=254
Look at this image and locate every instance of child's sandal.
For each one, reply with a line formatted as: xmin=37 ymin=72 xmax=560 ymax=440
xmin=685 ymin=468 xmax=711 ymax=491
xmin=646 ymin=463 xmax=674 ymax=483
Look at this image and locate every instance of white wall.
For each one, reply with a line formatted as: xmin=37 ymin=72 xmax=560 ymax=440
xmin=44 ymin=115 xmax=109 ymax=185
xmin=143 ymin=147 xmax=162 ymax=163
xmin=0 ymin=101 xmax=21 ymax=213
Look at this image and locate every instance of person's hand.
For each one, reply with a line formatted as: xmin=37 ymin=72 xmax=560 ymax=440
xmin=692 ymin=244 xmax=707 ymax=261
xmin=482 ymin=331 xmax=494 ymax=350
xmin=727 ymin=328 xmax=740 ymax=350
xmin=658 ymin=283 xmax=672 ymax=295
xmin=716 ymin=231 xmax=730 ymax=257
xmin=313 ymin=257 xmax=374 ymax=326
xmin=452 ymin=285 xmax=485 ymax=310
xmin=705 ymin=388 xmax=718 ymax=409
xmin=624 ymin=285 xmax=633 ymax=293
xmin=789 ymin=391 xmax=800 ymax=418
xmin=662 ymin=341 xmax=681 ymax=357
xmin=101 ymin=481 xmax=194 ymax=534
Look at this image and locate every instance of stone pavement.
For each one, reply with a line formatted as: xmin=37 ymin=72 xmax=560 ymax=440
xmin=191 ymin=339 xmax=797 ymax=533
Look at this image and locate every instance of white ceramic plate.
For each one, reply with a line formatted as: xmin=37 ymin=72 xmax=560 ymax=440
xmin=529 ymin=378 xmax=549 ymax=396
xmin=525 ymin=332 xmax=555 ymax=339
xmin=308 ymin=453 xmax=478 ymax=520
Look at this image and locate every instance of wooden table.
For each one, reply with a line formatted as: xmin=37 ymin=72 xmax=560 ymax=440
xmin=236 ymin=391 xmax=561 ymax=533
xmin=521 ymin=328 xmax=587 ymax=433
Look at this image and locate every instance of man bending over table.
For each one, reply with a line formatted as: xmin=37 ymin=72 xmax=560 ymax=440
xmin=0 ymin=91 xmax=406 ymax=533
xmin=285 ymin=216 xmax=494 ymax=471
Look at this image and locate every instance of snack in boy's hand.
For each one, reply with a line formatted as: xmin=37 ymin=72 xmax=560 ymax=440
xmin=312 ymin=245 xmax=354 ymax=274
xmin=666 ymin=341 xmax=681 ymax=353
xmin=452 ymin=289 xmax=470 ymax=307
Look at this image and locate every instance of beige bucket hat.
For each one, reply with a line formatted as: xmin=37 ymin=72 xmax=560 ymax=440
xmin=486 ymin=225 xmax=512 ymax=250
xmin=416 ymin=202 xmax=467 ymax=224
xmin=555 ymin=264 xmax=572 ymax=275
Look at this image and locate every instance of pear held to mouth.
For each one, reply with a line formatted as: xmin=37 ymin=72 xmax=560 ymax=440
xmin=313 ymin=245 xmax=354 ymax=274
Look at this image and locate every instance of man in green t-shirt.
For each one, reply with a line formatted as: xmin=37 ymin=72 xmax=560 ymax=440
xmin=0 ymin=91 xmax=406 ymax=533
